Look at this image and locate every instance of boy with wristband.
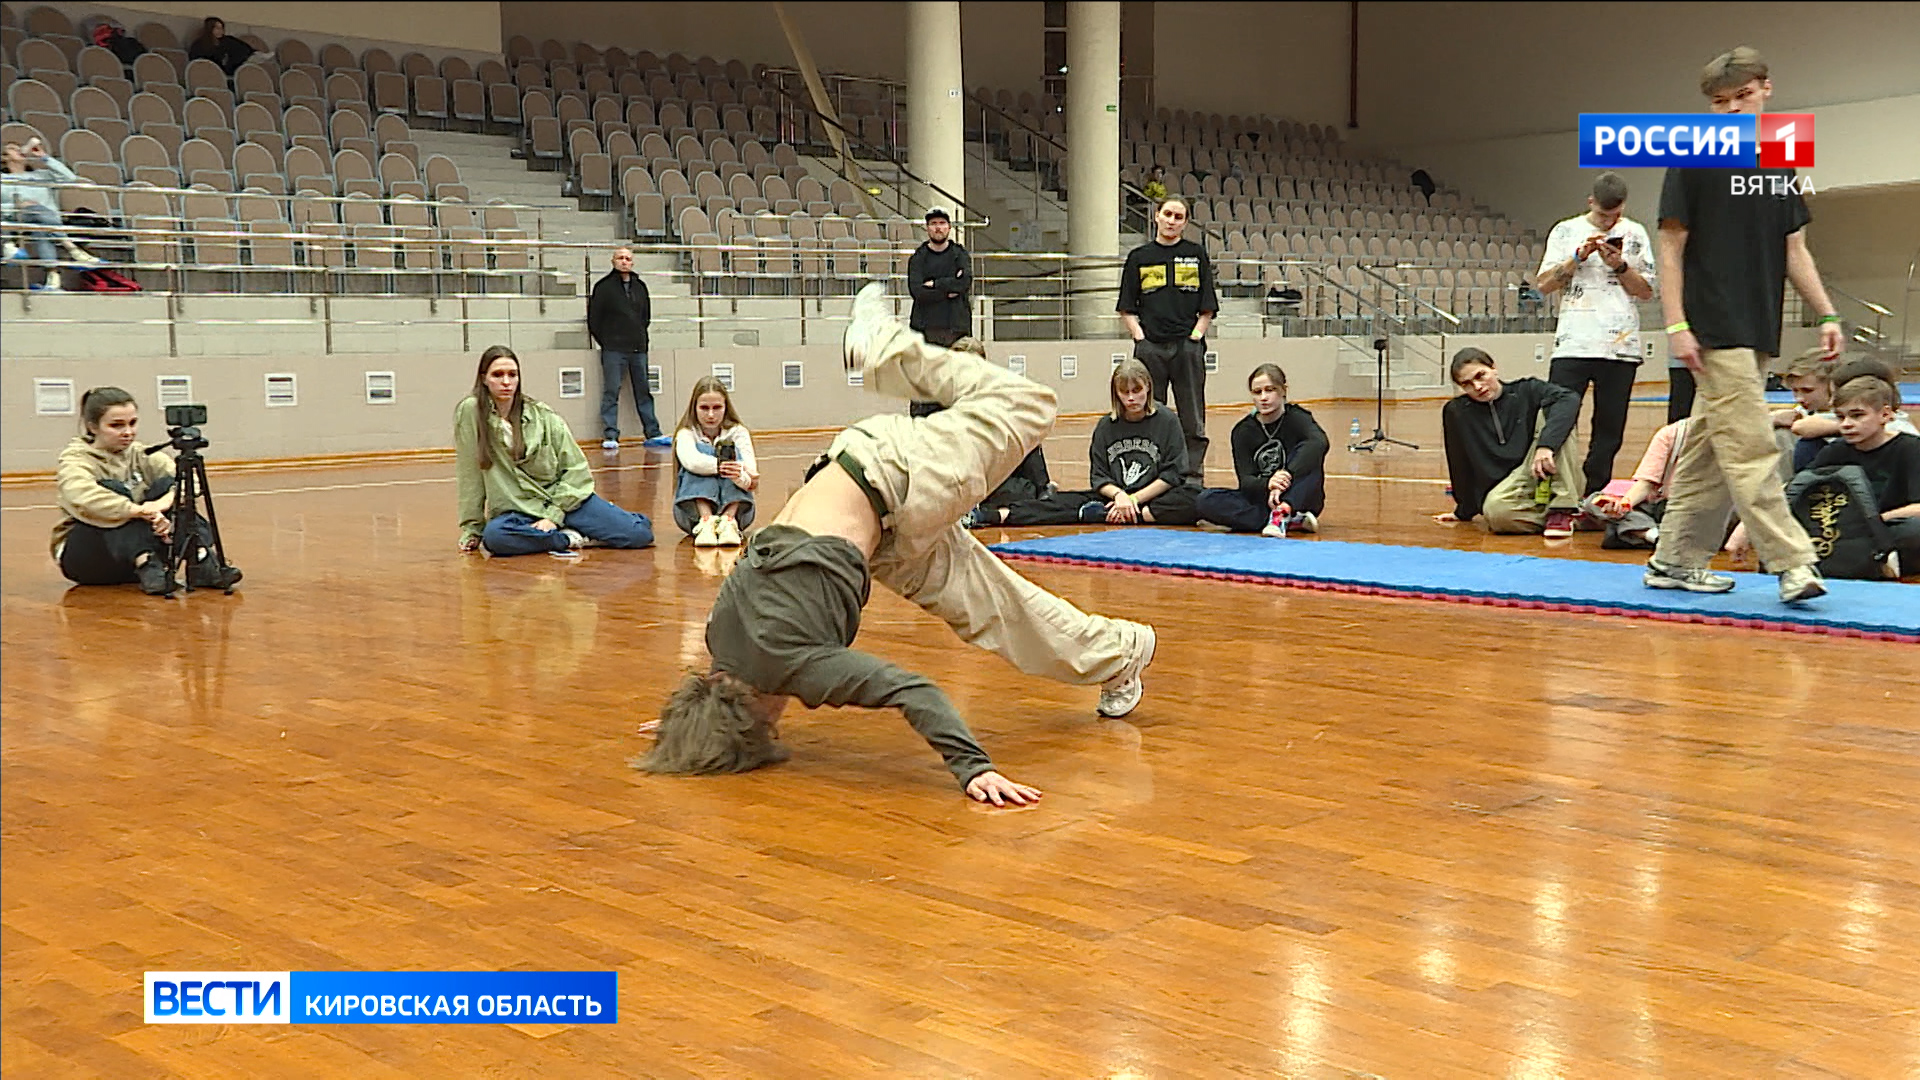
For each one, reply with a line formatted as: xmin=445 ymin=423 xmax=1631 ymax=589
xmin=1645 ymin=46 xmax=1844 ymax=602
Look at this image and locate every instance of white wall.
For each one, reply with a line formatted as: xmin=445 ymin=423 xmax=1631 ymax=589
xmin=494 ymin=2 xmax=1045 ymax=100
xmin=74 ymin=0 xmax=503 ymax=53
xmin=1352 ymin=1 xmax=1920 ymax=147
xmin=1151 ymin=1 xmax=1348 ymax=125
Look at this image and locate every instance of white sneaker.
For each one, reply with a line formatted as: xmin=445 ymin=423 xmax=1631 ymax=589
xmin=692 ymin=516 xmax=721 ymax=547
xmin=842 ymin=281 xmax=892 ymax=372
xmin=1261 ymin=511 xmax=1288 ymax=539
xmin=714 ymin=516 xmax=743 ymax=546
xmin=3 ymin=242 xmax=18 ymax=259
xmin=1644 ymin=560 xmax=1734 ymax=594
xmin=1097 ymin=623 xmax=1156 ymax=719
xmin=601 ymin=438 xmax=620 ymax=450
xmin=43 ymin=270 xmax=62 ymax=291
xmin=1293 ymin=510 xmax=1318 ymax=534
xmin=561 ymin=527 xmax=588 ymax=550
xmin=1778 ymin=564 xmax=1827 ymax=604
xmin=65 ymin=244 xmax=100 ymax=264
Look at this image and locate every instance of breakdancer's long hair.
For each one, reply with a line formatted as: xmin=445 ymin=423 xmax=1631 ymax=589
xmin=632 ymin=671 xmax=790 ymax=775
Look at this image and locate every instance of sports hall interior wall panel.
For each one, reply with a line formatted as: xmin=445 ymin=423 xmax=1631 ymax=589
xmin=1148 ymin=1 xmax=1349 ymax=130
xmin=37 ymin=0 xmax=505 ymax=53
xmin=8 ymin=332 xmax=1635 ymax=470
xmin=495 ymin=1 xmax=1046 ymax=101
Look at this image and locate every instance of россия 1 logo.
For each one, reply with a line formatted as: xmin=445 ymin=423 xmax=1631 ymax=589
xmin=1580 ymin=113 xmax=1814 ymax=169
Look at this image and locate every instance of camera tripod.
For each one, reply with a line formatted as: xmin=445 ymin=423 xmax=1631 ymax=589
xmin=154 ymin=425 xmax=237 ymax=594
xmin=1348 ymin=337 xmax=1420 ymax=453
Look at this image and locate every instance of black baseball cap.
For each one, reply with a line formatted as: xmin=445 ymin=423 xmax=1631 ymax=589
xmin=924 ymin=208 xmax=951 ymax=223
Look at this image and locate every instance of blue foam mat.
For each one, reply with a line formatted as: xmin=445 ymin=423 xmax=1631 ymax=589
xmin=1634 ymin=382 xmax=1920 ymax=405
xmin=991 ymin=530 xmax=1920 ymax=638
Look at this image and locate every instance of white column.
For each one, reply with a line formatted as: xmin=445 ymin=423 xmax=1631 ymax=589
xmin=1067 ymin=0 xmax=1122 ymax=338
xmin=907 ymin=1 xmax=966 ymax=225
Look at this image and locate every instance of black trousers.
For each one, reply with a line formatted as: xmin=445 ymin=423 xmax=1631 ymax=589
xmin=998 ymin=484 xmax=1202 ymax=527
xmin=1195 ymin=470 xmax=1326 ymax=532
xmin=1134 ymin=338 xmax=1209 ymax=482
xmin=1667 ymin=366 xmax=1696 ymax=423
xmin=59 ymin=520 xmax=167 ymax=585
xmin=1548 ymin=356 xmax=1638 ymax=496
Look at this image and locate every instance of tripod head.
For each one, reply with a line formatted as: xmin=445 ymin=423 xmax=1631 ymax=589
xmin=160 ymin=403 xmax=210 ymax=459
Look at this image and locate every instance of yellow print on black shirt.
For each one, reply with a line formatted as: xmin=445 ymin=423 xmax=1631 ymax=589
xmin=1136 ymin=256 xmax=1203 ymax=293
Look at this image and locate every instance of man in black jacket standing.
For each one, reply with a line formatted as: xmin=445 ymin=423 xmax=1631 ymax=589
xmin=906 ymin=209 xmax=971 ymax=418
xmin=1117 ymin=196 xmax=1218 ymax=485
xmin=587 ymin=247 xmax=669 ymax=449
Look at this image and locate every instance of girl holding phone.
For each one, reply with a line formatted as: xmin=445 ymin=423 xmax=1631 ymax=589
xmin=672 ymin=376 xmax=758 ymax=546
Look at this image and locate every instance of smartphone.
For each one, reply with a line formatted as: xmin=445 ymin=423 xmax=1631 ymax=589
xmin=1604 ymin=236 xmax=1624 ymax=249
xmin=714 ymin=440 xmax=736 ymax=464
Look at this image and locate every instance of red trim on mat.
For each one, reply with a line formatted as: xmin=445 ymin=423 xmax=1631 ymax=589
xmin=999 ymin=553 xmax=1919 ymax=643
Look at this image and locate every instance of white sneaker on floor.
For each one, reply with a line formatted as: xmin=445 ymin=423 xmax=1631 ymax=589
xmin=601 ymin=438 xmax=620 ymax=450
xmin=1778 ymin=564 xmax=1827 ymax=604
xmin=842 ymin=281 xmax=892 ymax=372
xmin=42 ymin=270 xmax=62 ymax=291
xmin=1293 ymin=510 xmax=1318 ymax=534
xmin=1261 ymin=512 xmax=1288 ymax=539
xmin=692 ymin=516 xmax=721 ymax=547
xmin=714 ymin=516 xmax=742 ymax=546
xmin=1097 ymin=623 xmax=1156 ymax=719
xmin=561 ymin=527 xmax=589 ymax=550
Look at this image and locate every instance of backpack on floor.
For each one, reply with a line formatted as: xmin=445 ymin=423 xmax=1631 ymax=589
xmin=1785 ymin=464 xmax=1894 ymax=580
xmin=75 ymin=267 xmax=142 ymax=292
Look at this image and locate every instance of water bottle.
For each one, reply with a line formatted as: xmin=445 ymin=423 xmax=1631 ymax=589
xmin=1349 ymin=418 xmax=1362 ymax=441
xmin=1535 ymin=477 xmax=1553 ymax=506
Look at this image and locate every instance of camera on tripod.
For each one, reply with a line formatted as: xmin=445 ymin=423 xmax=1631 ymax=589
xmin=143 ymin=402 xmax=240 ymax=593
xmin=164 ymin=403 xmax=210 ymax=453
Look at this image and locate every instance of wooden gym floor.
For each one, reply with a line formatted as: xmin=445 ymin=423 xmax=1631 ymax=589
xmin=3 ymin=398 xmax=1916 ymax=1079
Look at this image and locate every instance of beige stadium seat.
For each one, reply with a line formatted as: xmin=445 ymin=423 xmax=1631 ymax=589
xmin=423 ymin=154 xmax=468 ymax=203
xmin=232 ymin=142 xmax=283 ymax=194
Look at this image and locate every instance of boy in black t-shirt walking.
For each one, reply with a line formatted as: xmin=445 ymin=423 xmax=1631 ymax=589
xmin=1117 ymin=196 xmax=1218 ymax=485
xmin=1646 ymin=46 xmax=1845 ymax=603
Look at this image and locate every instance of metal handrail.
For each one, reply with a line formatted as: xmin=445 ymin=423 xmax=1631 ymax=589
xmin=1350 ymin=261 xmax=1462 ymax=328
xmin=755 ymin=76 xmax=989 ymax=228
xmin=965 ymin=91 xmax=1234 ymax=253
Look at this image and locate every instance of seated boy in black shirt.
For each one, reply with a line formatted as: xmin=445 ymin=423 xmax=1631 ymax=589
xmin=1809 ymin=373 xmax=1920 ymax=577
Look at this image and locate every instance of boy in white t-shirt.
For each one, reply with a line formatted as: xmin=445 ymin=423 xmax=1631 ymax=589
xmin=1533 ymin=172 xmax=1658 ymax=497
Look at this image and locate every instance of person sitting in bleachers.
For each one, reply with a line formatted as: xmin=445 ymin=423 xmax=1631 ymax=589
xmin=188 ymin=17 xmax=255 ymax=78
xmin=1195 ymin=363 xmax=1329 ymax=537
xmin=970 ymin=359 xmax=1201 ymax=528
xmin=1432 ymin=347 xmax=1583 ymax=538
xmin=3 ymin=138 xmax=97 ymax=289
